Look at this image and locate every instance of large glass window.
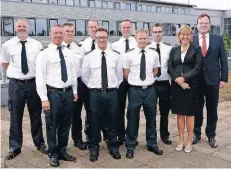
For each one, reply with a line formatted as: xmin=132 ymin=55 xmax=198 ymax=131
xmin=143 ymin=23 xmax=149 ymax=33
xmin=163 ymin=23 xmax=176 ymax=36
xmin=36 ymin=18 xmax=48 ymax=36
xmin=23 ymin=0 xmax=32 ymax=2
xmin=137 ymin=22 xmax=143 ymax=29
xmin=120 ymin=2 xmax=126 ymax=10
xmin=49 ymin=19 xmax=58 ymax=30
xmin=108 ymin=2 xmax=113 ymax=8
xmin=142 ymin=5 xmax=147 ymax=12
xmin=27 ymin=18 xmax=36 ymax=36
xmin=2 ymin=17 xmax=14 ymax=36
xmin=76 ymin=20 xmax=86 ymax=36
xmin=115 ymin=2 xmax=120 ymax=9
xmin=74 ymin=0 xmax=79 ymax=6
xmin=157 ymin=6 xmax=161 ymax=12
xmin=126 ymin=4 xmax=131 ymax=10
xmin=66 ymin=0 xmax=74 ymax=5
xmin=147 ymin=5 xmax=151 ymax=12
xmin=137 ymin=4 xmax=142 ymax=11
xmin=89 ymin=0 xmax=95 ymax=7
xmin=102 ymin=21 xmax=109 ymax=31
xmin=102 ymin=1 xmax=107 ymax=8
xmin=151 ymin=6 xmax=156 ymax=12
xmin=131 ymin=3 xmax=136 ymax=10
xmin=49 ymin=0 xmax=58 ymax=4
xmin=174 ymin=8 xmax=178 ymax=14
xmin=58 ymin=19 xmax=67 ymax=24
xmin=109 ymin=21 xmax=117 ymax=36
xmin=58 ymin=0 xmax=65 ymax=5
xmin=131 ymin=22 xmax=136 ymax=35
xmin=32 ymin=0 xmax=48 ymax=3
xmin=80 ymin=0 xmax=88 ymax=7
xmin=95 ymin=0 xmax=101 ymax=7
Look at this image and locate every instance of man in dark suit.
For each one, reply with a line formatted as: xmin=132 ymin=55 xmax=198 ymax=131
xmin=192 ymin=13 xmax=229 ymax=148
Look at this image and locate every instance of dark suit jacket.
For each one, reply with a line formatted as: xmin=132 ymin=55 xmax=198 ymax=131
xmin=168 ymin=44 xmax=202 ymax=86
xmin=193 ymin=34 xmax=229 ymax=86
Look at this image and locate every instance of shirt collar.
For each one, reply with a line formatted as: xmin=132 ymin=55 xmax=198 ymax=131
xmin=137 ymin=46 xmax=148 ymax=53
xmin=181 ymin=44 xmax=190 ymax=53
xmin=15 ymin=36 xmax=30 ymax=44
xmin=49 ymin=43 xmax=63 ymax=51
xmin=62 ymin=41 xmax=72 ymax=48
xmin=199 ymin=33 xmax=209 ymax=39
xmin=120 ymin=36 xmax=133 ymax=42
xmin=151 ymin=41 xmax=163 ymax=47
xmin=96 ymin=48 xmax=109 ymax=55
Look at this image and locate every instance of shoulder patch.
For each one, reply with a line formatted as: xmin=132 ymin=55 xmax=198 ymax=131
xmin=112 ymin=49 xmax=120 ymax=55
xmin=163 ymin=42 xmax=171 ymax=46
xmin=78 ymin=43 xmax=82 ymax=47
xmin=126 ymin=48 xmax=135 ymax=53
xmin=148 ymin=47 xmax=156 ymax=51
xmin=85 ymin=50 xmax=93 ymax=55
xmin=40 ymin=46 xmax=48 ymax=51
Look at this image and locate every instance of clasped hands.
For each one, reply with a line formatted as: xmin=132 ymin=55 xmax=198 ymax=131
xmin=175 ymin=77 xmax=190 ymax=90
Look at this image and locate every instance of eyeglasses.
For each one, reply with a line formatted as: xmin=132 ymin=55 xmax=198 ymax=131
xmin=152 ymin=31 xmax=162 ymax=34
xmin=95 ymin=36 xmax=108 ymax=40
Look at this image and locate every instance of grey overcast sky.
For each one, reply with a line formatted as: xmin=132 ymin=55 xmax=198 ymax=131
xmin=161 ymin=0 xmax=231 ymax=10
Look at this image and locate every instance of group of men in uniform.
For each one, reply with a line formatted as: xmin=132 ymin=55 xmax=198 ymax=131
xmin=1 ymin=18 xmax=174 ymax=167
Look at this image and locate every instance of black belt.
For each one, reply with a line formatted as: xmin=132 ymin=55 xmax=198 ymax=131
xmin=155 ymin=80 xmax=170 ymax=84
xmin=90 ymin=88 xmax=117 ymax=93
xmin=129 ymin=84 xmax=154 ymax=89
xmin=47 ymin=85 xmax=72 ymax=92
xmin=9 ymin=78 xmax=35 ymax=83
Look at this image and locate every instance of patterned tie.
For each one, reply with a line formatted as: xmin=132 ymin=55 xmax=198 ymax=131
xmin=202 ymin=35 xmax=207 ymax=57
xmin=91 ymin=40 xmax=95 ymax=51
xmin=20 ymin=41 xmax=29 ymax=75
xmin=156 ymin=44 xmax=161 ymax=77
xmin=101 ymin=52 xmax=108 ymax=89
xmin=125 ymin=39 xmax=129 ymax=52
xmin=57 ymin=46 xmax=68 ymax=82
xmin=140 ymin=49 xmax=146 ymax=81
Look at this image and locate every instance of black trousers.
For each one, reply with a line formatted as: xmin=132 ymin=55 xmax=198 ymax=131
xmin=44 ymin=89 xmax=73 ymax=158
xmin=72 ymin=78 xmax=89 ymax=143
xmin=87 ymin=89 xmax=119 ymax=153
xmin=117 ymin=79 xmax=129 ymax=140
xmin=8 ymin=78 xmax=45 ymax=152
xmin=125 ymin=86 xmax=157 ymax=151
xmin=154 ymin=81 xmax=171 ymax=139
xmin=194 ymin=75 xmax=219 ymax=138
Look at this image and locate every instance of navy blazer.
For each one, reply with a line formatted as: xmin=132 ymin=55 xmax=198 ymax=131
xmin=168 ymin=44 xmax=202 ymax=87
xmin=193 ymin=34 xmax=229 ymax=86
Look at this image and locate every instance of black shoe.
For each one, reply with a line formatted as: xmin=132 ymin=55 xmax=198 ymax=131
xmin=208 ymin=137 xmax=218 ymax=148
xmin=161 ymin=138 xmax=172 ymax=145
xmin=89 ymin=151 xmax=99 ymax=162
xmin=126 ymin=150 xmax=134 ymax=159
xmin=135 ymin=141 xmax=139 ymax=146
xmin=37 ymin=144 xmax=48 ymax=154
xmin=5 ymin=150 xmax=21 ymax=160
xmin=59 ymin=153 xmax=76 ymax=162
xmin=148 ymin=146 xmax=163 ymax=155
xmin=118 ymin=138 xmax=125 ymax=145
xmin=49 ymin=157 xmax=60 ymax=167
xmin=110 ymin=151 xmax=121 ymax=159
xmin=74 ymin=140 xmax=87 ymax=150
xmin=192 ymin=135 xmax=201 ymax=145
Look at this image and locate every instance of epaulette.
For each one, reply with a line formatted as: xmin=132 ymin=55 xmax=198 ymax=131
xmin=112 ymin=49 xmax=120 ymax=55
xmin=85 ymin=50 xmax=93 ymax=55
xmin=40 ymin=46 xmax=48 ymax=51
xmin=111 ymin=39 xmax=119 ymax=44
xmin=148 ymin=47 xmax=156 ymax=51
xmin=163 ymin=42 xmax=171 ymax=46
xmin=126 ymin=48 xmax=135 ymax=53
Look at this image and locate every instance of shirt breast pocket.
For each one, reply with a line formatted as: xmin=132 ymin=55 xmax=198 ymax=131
xmin=10 ymin=52 xmax=21 ymax=67
xmin=27 ymin=51 xmax=38 ymax=62
xmin=90 ymin=62 xmax=101 ymax=73
xmin=49 ymin=58 xmax=61 ymax=69
xmin=146 ymin=58 xmax=155 ymax=72
xmin=131 ymin=60 xmax=140 ymax=73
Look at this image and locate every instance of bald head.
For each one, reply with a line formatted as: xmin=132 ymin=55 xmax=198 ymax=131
xmin=15 ymin=18 xmax=29 ymax=40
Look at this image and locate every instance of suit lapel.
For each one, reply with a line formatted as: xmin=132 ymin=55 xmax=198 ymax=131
xmin=175 ymin=45 xmax=182 ymax=63
xmin=205 ymin=33 xmax=212 ymax=56
xmin=183 ymin=44 xmax=194 ymax=62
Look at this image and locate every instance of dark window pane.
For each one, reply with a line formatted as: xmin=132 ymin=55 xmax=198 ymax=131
xmin=224 ymin=18 xmax=228 ymax=24
xmin=27 ymin=18 xmax=36 ymax=36
xmin=96 ymin=0 xmax=101 ymax=7
xmin=126 ymin=4 xmax=131 ymax=10
xmin=109 ymin=21 xmax=117 ymax=36
xmin=3 ymin=17 xmax=14 ymax=36
xmin=89 ymin=0 xmax=95 ymax=7
xmin=137 ymin=22 xmax=143 ymax=29
xmin=137 ymin=4 xmax=142 ymax=11
xmin=36 ymin=18 xmax=48 ymax=36
xmin=115 ymin=2 xmax=120 ymax=9
xmin=49 ymin=0 xmax=58 ymax=4
xmin=108 ymin=2 xmax=113 ymax=8
xmin=66 ymin=0 xmax=74 ymax=5
xmin=102 ymin=1 xmax=107 ymax=8
xmin=58 ymin=0 xmax=65 ymax=5
xmin=74 ymin=0 xmax=79 ymax=6
xmin=80 ymin=0 xmax=88 ymax=7
xmin=76 ymin=20 xmax=86 ymax=36
xmin=102 ymin=21 xmax=109 ymax=31
xmin=131 ymin=3 xmax=136 ymax=10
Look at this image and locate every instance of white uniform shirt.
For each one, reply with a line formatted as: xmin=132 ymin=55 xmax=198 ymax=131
xmin=36 ymin=43 xmax=78 ymax=101
xmin=199 ymin=33 xmax=209 ymax=50
xmin=123 ymin=47 xmax=160 ymax=86
xmin=81 ymin=48 xmax=123 ymax=89
xmin=0 ymin=36 xmax=43 ymax=80
xmin=62 ymin=41 xmax=82 ymax=78
xmin=111 ymin=36 xmax=137 ymax=55
xmin=148 ymin=41 xmax=172 ymax=81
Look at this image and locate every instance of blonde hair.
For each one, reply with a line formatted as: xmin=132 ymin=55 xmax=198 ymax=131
xmin=177 ymin=25 xmax=193 ymax=43
xmin=135 ymin=28 xmax=149 ymax=35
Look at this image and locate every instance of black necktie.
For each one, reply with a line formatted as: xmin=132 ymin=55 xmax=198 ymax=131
xmin=67 ymin=44 xmax=70 ymax=49
xmin=101 ymin=52 xmax=108 ymax=89
xmin=57 ymin=46 xmax=68 ymax=82
xmin=125 ymin=39 xmax=129 ymax=52
xmin=156 ymin=44 xmax=161 ymax=77
xmin=140 ymin=49 xmax=146 ymax=81
xmin=91 ymin=40 xmax=95 ymax=51
xmin=20 ymin=41 xmax=28 ymax=75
